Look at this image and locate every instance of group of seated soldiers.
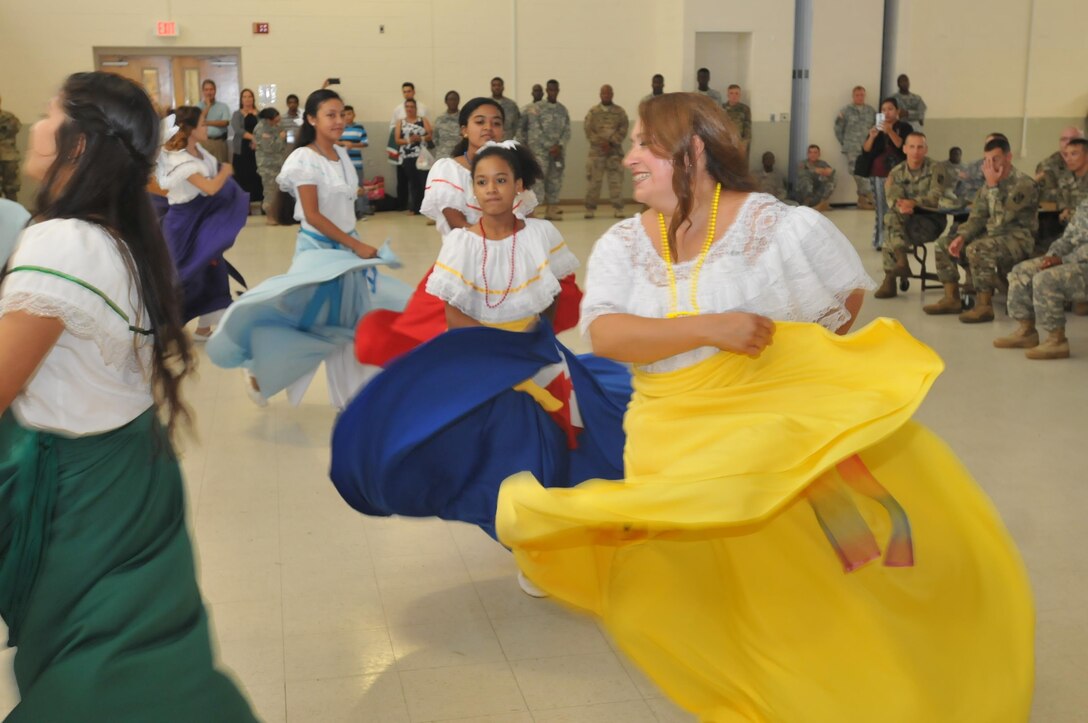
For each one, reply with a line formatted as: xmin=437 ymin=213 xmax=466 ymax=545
xmin=872 ymin=127 xmax=1088 ymax=360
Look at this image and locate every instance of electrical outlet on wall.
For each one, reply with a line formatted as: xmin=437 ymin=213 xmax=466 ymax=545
xmin=780 ymin=112 xmax=790 ymax=122
xmin=379 ymin=24 xmax=385 ymax=33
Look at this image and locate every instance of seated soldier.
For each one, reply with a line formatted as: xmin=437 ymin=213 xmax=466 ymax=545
xmin=1035 ymin=127 xmax=1083 ymax=206
xmin=994 ymin=196 xmax=1088 ymax=359
xmin=959 ymin=132 xmax=1009 ymax=204
xmin=790 ymin=144 xmax=836 ymax=210
xmin=755 ymin=151 xmax=788 ymax=202
xmin=1057 ymin=137 xmax=1088 ymax=223
xmin=936 ymin=146 xmax=967 ymax=208
xmin=875 ymin=132 xmax=948 ymax=299
xmin=924 ymin=136 xmax=1038 ymax=322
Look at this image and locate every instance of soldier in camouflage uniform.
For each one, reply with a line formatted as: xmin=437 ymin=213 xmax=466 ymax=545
xmin=874 ymin=132 xmax=947 ymax=298
xmin=253 ymin=108 xmax=290 ymax=221
xmin=925 ymin=137 xmax=1038 ymax=322
xmin=890 ymin=74 xmax=927 ymax=126
xmin=995 ymin=196 xmax=1088 ymax=359
xmin=724 ymin=85 xmax=752 ymax=160
xmin=432 ymin=91 xmax=462 ymax=160
xmin=1056 ymin=138 xmax=1088 ymax=222
xmin=641 ymin=74 xmax=665 ymax=104
xmin=1034 ymin=127 xmax=1082 ymax=205
xmin=516 ymin=84 xmax=544 ymax=147
xmin=489 ymin=78 xmax=519 ymax=142
xmin=834 ymin=86 xmax=877 ymax=207
xmin=755 ymin=152 xmax=788 ymax=202
xmin=0 ymin=95 xmax=21 ymax=201
xmin=528 ymin=80 xmax=571 ymax=220
xmin=791 ymin=144 xmax=836 ymax=209
xmin=583 ymin=85 xmax=628 ymax=219
xmin=935 ymin=147 xmax=968 ymax=208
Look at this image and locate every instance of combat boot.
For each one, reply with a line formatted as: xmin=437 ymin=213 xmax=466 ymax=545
xmin=583 ymin=210 xmax=595 ymax=219
xmin=874 ymin=272 xmax=897 ymax=299
xmin=893 ymin=248 xmax=911 ymax=278
xmin=857 ymin=195 xmax=875 ymax=210
xmin=1073 ymin=301 xmax=1088 ymax=316
xmin=545 ymin=206 xmax=563 ymax=221
xmin=993 ymin=320 xmax=1039 ymax=349
xmin=958 ymin=291 xmax=994 ymax=323
xmin=923 ymin=283 xmax=962 ymax=315
xmin=1025 ymin=328 xmax=1070 ymax=359
xmin=813 ymin=199 xmax=831 ymax=213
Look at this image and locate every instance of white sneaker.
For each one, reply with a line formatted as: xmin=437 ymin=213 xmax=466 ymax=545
xmin=242 ymin=369 xmax=268 ymax=407
xmin=517 ymin=570 xmax=548 ymax=598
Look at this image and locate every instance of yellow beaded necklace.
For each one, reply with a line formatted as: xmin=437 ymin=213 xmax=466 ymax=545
xmin=657 ymin=182 xmax=721 ymax=318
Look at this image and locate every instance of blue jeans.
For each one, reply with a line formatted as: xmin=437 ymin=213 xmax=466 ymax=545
xmin=871 ymin=177 xmax=887 ymax=250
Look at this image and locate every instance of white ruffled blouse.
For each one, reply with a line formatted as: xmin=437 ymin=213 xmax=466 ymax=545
xmin=157 ymin=144 xmax=218 ymax=205
xmin=277 ymin=145 xmax=360 ymax=234
xmin=0 ymin=219 xmax=155 ymax=436
xmin=421 ymin=158 xmax=539 ymax=236
xmin=580 ymin=193 xmax=876 ymax=373
xmin=426 ymin=218 xmax=578 ymax=325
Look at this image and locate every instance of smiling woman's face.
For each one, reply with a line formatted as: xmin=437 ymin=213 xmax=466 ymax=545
xmin=624 ymin=119 xmax=677 ymax=212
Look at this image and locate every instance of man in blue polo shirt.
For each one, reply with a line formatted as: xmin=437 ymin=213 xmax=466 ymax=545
xmin=198 ymin=79 xmax=231 ymax=164
xmin=339 ymin=105 xmax=371 ymax=217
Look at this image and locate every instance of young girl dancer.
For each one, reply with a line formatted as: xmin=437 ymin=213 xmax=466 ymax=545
xmin=495 ymin=94 xmax=1032 ymax=721
xmin=355 ymin=98 xmax=581 ymax=367
xmin=330 ymin=142 xmax=629 ymax=571
xmin=157 ymin=106 xmax=249 ymax=339
xmin=206 ymin=89 xmax=409 ymax=408
xmin=0 ymin=72 xmax=255 ymax=721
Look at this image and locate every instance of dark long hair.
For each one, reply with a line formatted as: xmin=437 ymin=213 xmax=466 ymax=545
xmin=163 ymin=105 xmax=201 ymax=151
xmin=452 ymin=97 xmax=505 ymax=158
xmin=639 ymin=93 xmax=755 ymax=250
xmin=296 ymin=89 xmax=342 ymax=148
xmin=34 ymin=72 xmax=194 ymax=437
xmin=471 ymin=142 xmax=543 ymax=191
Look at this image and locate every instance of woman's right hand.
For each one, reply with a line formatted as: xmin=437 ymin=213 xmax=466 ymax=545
xmin=353 ymin=242 xmax=379 ymax=259
xmin=702 ymin=312 xmax=776 ymax=357
xmin=868 ymin=127 xmax=880 ymax=139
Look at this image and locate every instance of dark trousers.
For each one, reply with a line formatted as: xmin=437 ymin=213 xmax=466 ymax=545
xmin=397 ymin=157 xmax=426 ymax=213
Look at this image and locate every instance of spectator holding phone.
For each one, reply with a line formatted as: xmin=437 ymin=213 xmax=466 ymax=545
xmin=858 ymin=97 xmax=913 ymax=250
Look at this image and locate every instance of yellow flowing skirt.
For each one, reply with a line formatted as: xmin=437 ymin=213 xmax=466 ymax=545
xmin=496 ymin=319 xmax=1033 ymax=722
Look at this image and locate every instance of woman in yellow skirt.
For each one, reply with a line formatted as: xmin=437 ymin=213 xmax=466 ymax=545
xmin=495 ymin=94 xmax=1033 ymax=722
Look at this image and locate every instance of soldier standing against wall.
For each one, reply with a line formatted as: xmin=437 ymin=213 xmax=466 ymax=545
xmin=641 ymin=74 xmax=665 ymax=104
xmin=724 ymin=84 xmax=752 ymax=160
xmin=835 ymin=86 xmax=877 ymax=208
xmin=517 ymin=84 xmax=544 ymax=146
xmin=529 ymin=79 xmax=570 ymax=221
xmin=253 ymin=108 xmax=289 ymax=224
xmin=583 ymin=84 xmax=628 ymax=219
xmin=490 ymin=77 xmax=519 ymax=141
xmin=432 ymin=91 xmax=462 ymax=160
xmin=695 ymin=68 xmax=723 ymax=105
xmin=891 ymin=74 xmax=927 ymax=125
xmin=0 ymin=94 xmax=20 ymax=201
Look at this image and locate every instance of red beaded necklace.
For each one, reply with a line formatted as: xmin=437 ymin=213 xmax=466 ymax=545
xmin=479 ymin=219 xmax=518 ymax=309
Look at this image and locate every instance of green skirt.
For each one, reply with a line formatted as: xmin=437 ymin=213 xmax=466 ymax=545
xmin=0 ymin=409 xmax=256 ymax=722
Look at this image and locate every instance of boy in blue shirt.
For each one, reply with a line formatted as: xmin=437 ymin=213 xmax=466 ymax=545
xmin=339 ymin=105 xmax=371 ymax=217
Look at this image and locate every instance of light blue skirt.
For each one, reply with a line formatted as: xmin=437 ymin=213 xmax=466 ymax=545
xmin=206 ymin=229 xmax=411 ymax=397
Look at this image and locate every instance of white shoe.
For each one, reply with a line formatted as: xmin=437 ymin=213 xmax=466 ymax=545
xmin=517 ymin=570 xmax=548 ymax=598
xmin=242 ymin=369 xmax=268 ymax=407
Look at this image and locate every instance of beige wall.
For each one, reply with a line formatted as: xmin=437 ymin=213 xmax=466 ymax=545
xmin=2 ymin=0 xmax=1085 ymax=203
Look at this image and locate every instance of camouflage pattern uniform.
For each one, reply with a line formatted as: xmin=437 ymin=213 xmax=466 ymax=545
xmin=1007 ymin=197 xmax=1088 ymax=332
xmin=724 ymin=102 xmax=752 ymax=153
xmin=0 ymin=109 xmax=21 ymax=200
xmin=1035 ymin=150 xmax=1066 ymax=205
xmin=935 ymin=160 xmax=968 ymax=207
xmin=528 ymin=101 xmax=571 ymax=205
xmin=959 ymin=158 xmax=986 ymax=203
xmin=835 ymin=102 xmax=877 ymax=199
xmin=755 ymin=170 xmax=788 ymax=201
xmin=253 ymin=119 xmax=290 ymax=215
xmin=934 ymin=167 xmax=1038 ymax=293
xmin=494 ymin=97 xmax=519 ymax=141
xmin=791 ymin=161 xmax=836 ymax=206
xmin=432 ymin=112 xmax=461 ymax=160
xmin=583 ymin=102 xmax=629 ymax=212
xmin=516 ymin=101 xmax=540 ymax=146
xmin=1057 ymin=170 xmax=1088 ymax=217
xmin=891 ymin=92 xmax=927 ymax=125
xmin=882 ymin=158 xmax=948 ymax=272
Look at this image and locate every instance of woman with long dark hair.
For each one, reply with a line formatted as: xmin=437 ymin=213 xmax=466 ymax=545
xmin=206 ymin=88 xmax=409 ymax=408
xmin=157 ymin=105 xmax=249 ymax=339
xmin=495 ymin=93 xmax=1032 ymax=720
xmin=858 ymin=97 xmax=913 ymax=250
xmin=0 ymin=71 xmax=255 ymax=720
xmin=230 ymin=87 xmax=264 ymax=212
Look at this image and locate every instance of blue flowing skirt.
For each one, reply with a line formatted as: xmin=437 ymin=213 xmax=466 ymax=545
xmin=329 ymin=320 xmax=632 ymax=539
xmin=206 ymin=231 xmax=411 ymax=398
xmin=160 ymin=179 xmax=249 ymax=322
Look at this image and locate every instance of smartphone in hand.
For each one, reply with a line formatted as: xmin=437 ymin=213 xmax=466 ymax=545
xmin=326 ymin=77 xmax=341 ymax=85
xmin=875 ymin=112 xmax=886 ymax=130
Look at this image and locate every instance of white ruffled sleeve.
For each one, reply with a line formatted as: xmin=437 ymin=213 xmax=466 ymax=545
xmin=157 ymin=154 xmax=204 ymax=192
xmin=426 ymin=228 xmax=482 ymax=315
xmin=775 ymin=207 xmax=876 ymax=330
xmin=513 ymin=189 xmax=539 ymax=219
xmin=0 ymin=219 xmax=146 ymax=370
xmin=421 ymin=159 xmax=472 ymax=233
xmin=277 ymin=147 xmax=322 ymax=195
xmin=538 ymin=221 xmax=579 ymax=280
xmin=579 ymin=222 xmax=637 ymax=336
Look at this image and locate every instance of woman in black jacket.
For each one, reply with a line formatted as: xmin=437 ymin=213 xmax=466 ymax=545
xmin=859 ymin=98 xmax=912 ymax=250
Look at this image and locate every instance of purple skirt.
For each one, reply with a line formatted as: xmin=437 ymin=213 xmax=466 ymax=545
xmin=161 ymin=179 xmax=249 ymax=322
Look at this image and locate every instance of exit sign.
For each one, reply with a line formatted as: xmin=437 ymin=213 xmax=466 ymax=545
xmin=253 ymin=22 xmax=270 ymax=34
xmin=156 ymin=21 xmax=178 ymax=37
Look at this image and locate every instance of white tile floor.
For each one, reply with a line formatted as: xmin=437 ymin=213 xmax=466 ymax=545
xmin=2 ymin=205 xmax=1085 ymax=722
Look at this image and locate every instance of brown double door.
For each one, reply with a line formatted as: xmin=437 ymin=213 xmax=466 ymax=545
xmin=95 ymin=51 xmax=240 ymax=115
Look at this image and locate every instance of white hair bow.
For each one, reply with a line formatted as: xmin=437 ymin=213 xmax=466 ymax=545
xmin=160 ymin=114 xmax=180 ymax=146
xmin=479 ymin=140 xmax=520 ymax=151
